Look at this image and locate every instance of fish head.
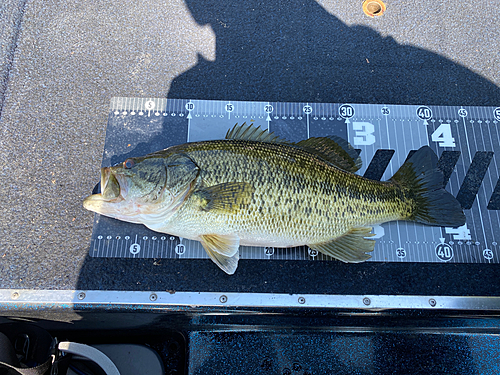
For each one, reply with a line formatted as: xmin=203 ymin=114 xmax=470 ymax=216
xmin=83 ymin=154 xmax=198 ymax=224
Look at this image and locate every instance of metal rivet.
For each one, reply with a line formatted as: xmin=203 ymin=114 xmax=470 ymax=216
xmin=149 ymin=293 xmax=158 ymax=302
xmin=219 ymin=295 xmax=228 ymax=303
xmin=429 ymin=298 xmax=437 ymax=307
xmin=298 ymin=297 xmax=306 ymax=304
xmin=363 ymin=297 xmax=371 ymax=305
xmin=11 ymin=292 xmax=19 ymax=300
xmin=77 ymin=292 xmax=86 ymax=300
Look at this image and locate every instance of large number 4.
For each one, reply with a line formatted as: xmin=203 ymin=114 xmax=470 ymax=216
xmin=431 ymin=123 xmax=456 ymax=147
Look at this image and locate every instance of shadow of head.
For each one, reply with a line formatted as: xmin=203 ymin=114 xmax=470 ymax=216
xmin=170 ymin=0 xmax=500 ymax=105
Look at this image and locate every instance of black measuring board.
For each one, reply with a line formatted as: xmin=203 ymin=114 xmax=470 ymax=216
xmin=88 ymin=98 xmax=500 ymax=266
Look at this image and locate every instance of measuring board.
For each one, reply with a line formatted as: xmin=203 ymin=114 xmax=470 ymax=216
xmin=88 ymin=98 xmax=500 ymax=265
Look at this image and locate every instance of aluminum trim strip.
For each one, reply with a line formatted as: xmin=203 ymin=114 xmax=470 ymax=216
xmin=1 ymin=289 xmax=500 ymax=310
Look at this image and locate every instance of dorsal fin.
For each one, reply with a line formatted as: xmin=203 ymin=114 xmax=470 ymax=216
xmin=296 ymin=136 xmax=362 ymax=172
xmin=226 ymin=123 xmax=361 ymax=172
xmin=226 ymin=123 xmax=290 ymax=144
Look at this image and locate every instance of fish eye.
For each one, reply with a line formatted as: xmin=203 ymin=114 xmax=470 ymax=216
xmin=123 ymin=159 xmax=135 ymax=169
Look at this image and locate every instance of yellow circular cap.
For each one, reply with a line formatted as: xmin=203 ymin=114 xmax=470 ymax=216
xmin=363 ymin=0 xmax=386 ymax=17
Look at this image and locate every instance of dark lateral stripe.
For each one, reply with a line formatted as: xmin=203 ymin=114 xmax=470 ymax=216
xmin=487 ymin=178 xmax=500 ymax=210
xmin=456 ymin=151 xmax=494 ymax=209
xmin=363 ymin=149 xmax=395 ymax=181
xmin=437 ymin=151 xmax=461 ymax=188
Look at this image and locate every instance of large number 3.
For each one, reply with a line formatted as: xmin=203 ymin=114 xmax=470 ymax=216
xmin=352 ymin=122 xmax=376 ymax=145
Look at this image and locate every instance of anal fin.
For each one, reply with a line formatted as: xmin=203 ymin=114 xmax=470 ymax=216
xmin=200 ymin=234 xmax=240 ymax=274
xmin=309 ymin=227 xmax=375 ymax=263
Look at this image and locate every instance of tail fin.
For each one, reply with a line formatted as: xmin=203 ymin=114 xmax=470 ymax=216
xmin=390 ymin=146 xmax=465 ymax=227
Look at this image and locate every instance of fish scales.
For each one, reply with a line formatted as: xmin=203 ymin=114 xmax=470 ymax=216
xmin=158 ymin=139 xmax=410 ymax=246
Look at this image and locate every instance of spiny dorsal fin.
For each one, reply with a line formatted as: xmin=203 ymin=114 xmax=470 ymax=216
xmin=226 ymin=123 xmax=291 ymax=144
xmin=296 ymin=136 xmax=362 ymax=172
xmin=226 ymin=123 xmax=361 ymax=172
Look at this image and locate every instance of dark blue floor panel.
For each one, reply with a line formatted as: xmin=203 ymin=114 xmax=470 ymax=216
xmin=188 ymin=330 xmax=499 ymax=375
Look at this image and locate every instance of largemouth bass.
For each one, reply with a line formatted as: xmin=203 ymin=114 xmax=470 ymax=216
xmin=83 ymin=123 xmax=465 ymax=274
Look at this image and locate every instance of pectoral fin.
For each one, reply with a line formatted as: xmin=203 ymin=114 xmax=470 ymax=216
xmin=193 ymin=182 xmax=255 ymax=213
xmin=308 ymin=227 xmax=375 ymax=263
xmin=200 ymin=234 xmax=240 ymax=274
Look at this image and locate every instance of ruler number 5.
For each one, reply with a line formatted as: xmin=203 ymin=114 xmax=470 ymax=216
xmin=494 ymin=107 xmax=500 ymax=121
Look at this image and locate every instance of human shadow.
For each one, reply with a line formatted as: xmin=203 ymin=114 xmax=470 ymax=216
xmin=168 ymin=0 xmax=500 ymax=105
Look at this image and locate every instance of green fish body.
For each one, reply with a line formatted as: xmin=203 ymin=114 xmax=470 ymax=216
xmin=83 ymin=123 xmax=465 ymax=274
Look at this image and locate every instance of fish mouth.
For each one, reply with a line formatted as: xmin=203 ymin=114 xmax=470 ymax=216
xmin=101 ymin=167 xmax=121 ymax=200
xmin=83 ymin=167 xmax=124 ymax=212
